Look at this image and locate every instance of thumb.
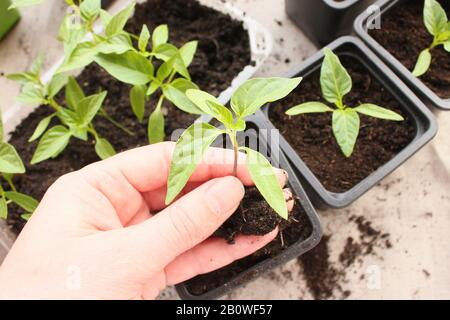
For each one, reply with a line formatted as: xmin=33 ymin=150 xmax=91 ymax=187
xmin=117 ymin=176 xmax=245 ymax=269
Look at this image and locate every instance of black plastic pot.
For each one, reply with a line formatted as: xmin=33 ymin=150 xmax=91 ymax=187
xmin=285 ymin=0 xmax=376 ymax=46
xmin=260 ymin=36 xmax=437 ymax=209
xmin=354 ymin=0 xmax=450 ymax=110
xmin=175 ymin=119 xmax=322 ymax=300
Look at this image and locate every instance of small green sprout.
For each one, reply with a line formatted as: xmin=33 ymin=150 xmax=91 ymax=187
xmin=0 ymin=110 xmax=38 ymax=221
xmin=412 ymin=0 xmax=450 ymax=77
xmin=285 ymin=48 xmax=404 ymax=158
xmin=165 ymin=77 xmax=303 ymax=220
xmin=7 ymin=57 xmax=116 ymax=163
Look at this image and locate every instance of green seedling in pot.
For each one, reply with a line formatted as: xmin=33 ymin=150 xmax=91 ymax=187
xmin=165 ymin=77 xmax=303 ymax=220
xmin=7 ymin=56 xmax=116 ymax=163
xmin=413 ymin=0 xmax=450 ymax=77
xmin=0 ymin=110 xmax=38 ymax=221
xmin=285 ymin=48 xmax=404 ymax=158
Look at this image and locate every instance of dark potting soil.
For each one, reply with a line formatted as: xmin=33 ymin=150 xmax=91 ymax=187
xmin=297 ymin=215 xmax=392 ymax=300
xmin=369 ymin=0 xmax=450 ymax=99
xmin=184 ymin=189 xmax=313 ymax=296
xmin=268 ymin=56 xmax=416 ymax=193
xmin=5 ymin=0 xmax=251 ymax=234
xmin=213 ymin=187 xmax=286 ymax=243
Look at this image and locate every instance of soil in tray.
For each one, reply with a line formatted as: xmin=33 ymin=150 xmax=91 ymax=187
xmin=5 ymin=0 xmax=251 ymax=234
xmin=268 ymin=55 xmax=416 ymax=193
xmin=369 ymin=0 xmax=450 ymax=99
xmin=184 ymin=187 xmax=313 ymax=296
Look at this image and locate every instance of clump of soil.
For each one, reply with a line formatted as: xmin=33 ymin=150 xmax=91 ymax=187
xmin=297 ymin=215 xmax=392 ymax=300
xmin=185 ymin=191 xmax=313 ymax=296
xmin=213 ymin=187 xmax=287 ymax=243
xmin=369 ymin=0 xmax=450 ymax=99
xmin=268 ymin=55 xmax=416 ymax=193
xmin=5 ymin=0 xmax=251 ymax=234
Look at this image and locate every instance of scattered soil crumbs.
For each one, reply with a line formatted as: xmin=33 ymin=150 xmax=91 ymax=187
xmin=297 ymin=215 xmax=392 ymax=300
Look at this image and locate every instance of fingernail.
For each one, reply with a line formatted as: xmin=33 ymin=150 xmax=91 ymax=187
xmin=206 ymin=176 xmax=245 ymax=215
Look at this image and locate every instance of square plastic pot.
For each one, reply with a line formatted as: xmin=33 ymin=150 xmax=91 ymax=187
xmin=175 ymin=118 xmax=322 ymax=300
xmin=285 ymin=0 xmax=376 ymax=46
xmin=260 ymin=36 xmax=438 ymax=209
xmin=354 ymin=0 xmax=450 ymax=110
xmin=0 ymin=0 xmax=20 ymax=41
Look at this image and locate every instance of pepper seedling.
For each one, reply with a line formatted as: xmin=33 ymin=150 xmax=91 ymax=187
xmin=285 ymin=48 xmax=404 ymax=158
xmin=92 ymin=13 xmax=201 ymax=144
xmin=413 ymin=0 xmax=450 ymax=77
xmin=7 ymin=56 xmax=116 ymax=163
xmin=165 ymin=77 xmax=302 ymax=220
xmin=0 ymin=110 xmax=38 ymax=221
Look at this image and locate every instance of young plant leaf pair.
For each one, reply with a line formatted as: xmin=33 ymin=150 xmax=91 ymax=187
xmin=8 ymin=58 xmax=116 ymax=164
xmin=413 ymin=0 xmax=450 ymax=77
xmin=0 ymin=111 xmax=38 ymax=221
xmin=286 ymin=48 xmax=404 ymax=157
xmin=166 ymin=77 xmax=303 ymax=220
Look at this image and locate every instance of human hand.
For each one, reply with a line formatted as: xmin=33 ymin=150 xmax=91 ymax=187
xmin=0 ymin=142 xmax=292 ymax=299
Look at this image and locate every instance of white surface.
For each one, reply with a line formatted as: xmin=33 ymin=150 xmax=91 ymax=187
xmin=0 ymin=0 xmax=449 ymax=300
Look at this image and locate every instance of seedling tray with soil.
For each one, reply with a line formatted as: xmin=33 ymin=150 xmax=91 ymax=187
xmin=1 ymin=0 xmax=271 ymax=235
xmin=354 ymin=0 xmax=450 ymax=110
xmin=285 ymin=0 xmax=376 ymax=46
xmin=260 ymin=36 xmax=437 ymax=208
xmin=175 ymin=122 xmax=322 ymax=300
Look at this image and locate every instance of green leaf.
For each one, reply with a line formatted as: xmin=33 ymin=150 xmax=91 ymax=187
xmin=354 ymin=104 xmax=404 ymax=121
xmin=0 ymin=197 xmax=7 ymax=220
xmin=130 ymin=85 xmax=146 ymax=122
xmin=8 ymin=0 xmax=44 ymax=9
xmin=163 ymin=85 xmax=203 ymax=115
xmin=46 ymin=73 xmax=69 ymax=98
xmin=332 ymin=108 xmax=360 ymax=158
xmin=231 ymin=77 xmax=302 ymax=118
xmin=179 ymin=41 xmax=198 ymax=67
xmin=61 ymin=25 xmax=88 ymax=57
xmin=17 ymin=84 xmax=46 ymax=105
xmin=58 ymin=108 xmax=87 ymax=141
xmin=31 ymin=125 xmax=71 ymax=164
xmin=105 ymin=2 xmax=135 ymax=37
xmin=286 ymin=101 xmax=333 ymax=115
xmin=152 ymin=24 xmax=169 ymax=49
xmin=148 ymin=106 xmax=165 ymax=144
xmin=444 ymin=41 xmax=450 ymax=52
xmin=152 ymin=43 xmax=178 ymax=61
xmin=156 ymin=59 xmax=174 ymax=81
xmin=320 ymin=48 xmax=352 ymax=107
xmin=28 ymin=114 xmax=55 ymax=142
xmin=58 ymin=42 xmax=97 ymax=73
xmin=412 ymin=49 xmax=432 ymax=77
xmin=146 ymin=81 xmax=160 ymax=97
xmin=80 ymin=0 xmax=101 ymax=22
xmin=165 ymin=122 xmax=224 ymax=204
xmin=424 ymin=0 xmax=448 ymax=36
xmin=96 ymin=33 xmax=134 ymax=54
xmin=0 ymin=142 xmax=25 ymax=174
xmin=139 ymin=24 xmax=151 ymax=52
xmin=243 ymin=147 xmax=287 ymax=220
xmin=65 ymin=76 xmax=85 ymax=110
xmin=95 ymin=138 xmax=116 ymax=160
xmin=186 ymin=88 xmax=221 ymax=113
xmin=76 ymin=91 xmax=107 ymax=125
xmin=5 ymin=192 xmax=39 ymax=213
xmin=6 ymin=72 xmax=36 ymax=85
xmin=95 ymin=51 xmax=153 ymax=85
xmin=99 ymin=9 xmax=112 ymax=27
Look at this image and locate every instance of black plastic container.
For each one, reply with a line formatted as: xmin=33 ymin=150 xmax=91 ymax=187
xmin=354 ymin=0 xmax=450 ymax=110
xmin=285 ymin=0 xmax=376 ymax=46
xmin=260 ymin=36 xmax=437 ymax=209
xmin=175 ymin=119 xmax=322 ymax=300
